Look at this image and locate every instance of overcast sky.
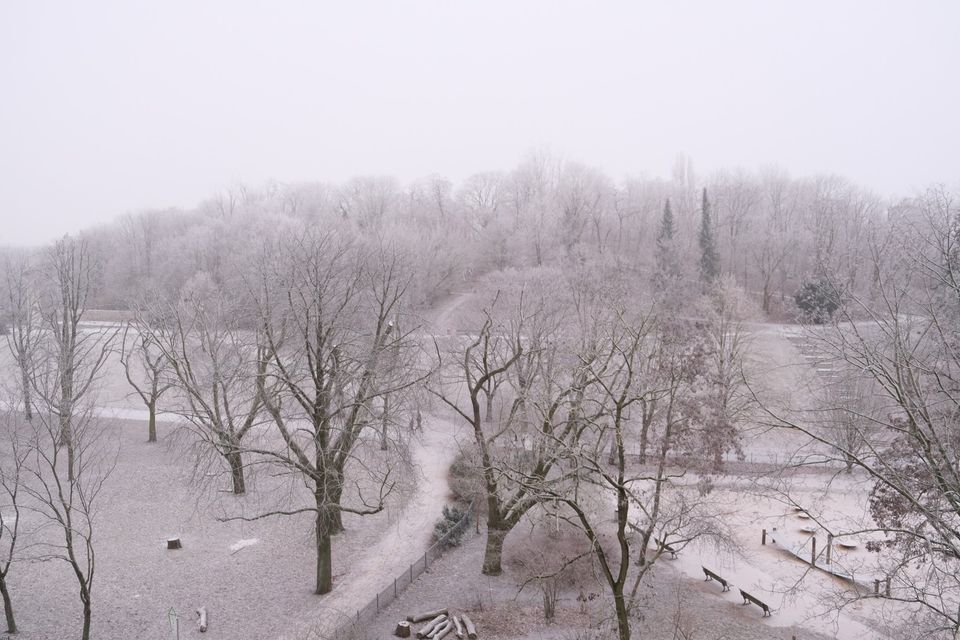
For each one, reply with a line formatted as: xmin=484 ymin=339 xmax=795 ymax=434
xmin=2 ymin=1 xmax=958 ymax=245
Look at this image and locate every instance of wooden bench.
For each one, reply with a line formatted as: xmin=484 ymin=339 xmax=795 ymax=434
xmin=739 ymin=589 xmax=771 ymax=617
xmin=654 ymin=537 xmax=678 ymax=559
xmin=702 ymin=567 xmax=730 ymax=591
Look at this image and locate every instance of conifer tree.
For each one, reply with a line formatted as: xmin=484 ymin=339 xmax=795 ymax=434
xmin=699 ymin=188 xmax=719 ymax=282
xmin=654 ymin=198 xmax=677 ymax=289
xmin=658 ymin=198 xmax=675 ymax=242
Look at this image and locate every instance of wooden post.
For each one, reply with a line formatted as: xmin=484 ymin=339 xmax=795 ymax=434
xmin=167 ymin=538 xmax=182 ymax=550
xmin=885 ymin=577 xmax=891 ymax=597
xmin=394 ymin=578 xmax=398 ymax=598
xmin=762 ymin=529 xmax=767 ymax=545
xmin=874 ymin=579 xmax=880 ymax=595
xmin=376 ymin=593 xmax=380 ymax=612
xmin=826 ymin=534 xmax=833 ymax=564
xmin=811 ymin=536 xmax=817 ymax=566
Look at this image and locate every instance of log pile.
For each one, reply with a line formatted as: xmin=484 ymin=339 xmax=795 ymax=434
xmin=401 ymin=609 xmax=478 ymax=640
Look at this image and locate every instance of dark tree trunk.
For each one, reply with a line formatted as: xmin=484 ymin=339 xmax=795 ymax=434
xmin=227 ymin=449 xmax=246 ymax=495
xmin=80 ymin=591 xmax=91 ymax=640
xmin=0 ymin=575 xmax=16 ymax=634
xmin=639 ymin=419 xmax=651 ymax=464
xmin=484 ymin=392 xmax=494 ymax=423
xmin=315 ymin=501 xmax=335 ymax=594
xmin=481 ymin=523 xmax=508 ymax=575
xmin=147 ymin=401 xmax=157 ymax=443
xmin=613 ymin=592 xmax=630 ymax=640
xmin=327 ymin=475 xmax=344 ymax=534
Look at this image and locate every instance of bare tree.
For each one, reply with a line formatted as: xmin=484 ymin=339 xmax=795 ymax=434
xmin=120 ymin=318 xmax=174 ymax=443
xmin=138 ymin=286 xmax=267 ymax=495
xmin=514 ymin=309 xmax=727 ymax=640
xmin=30 ymin=237 xmax=115 ymax=482
xmin=22 ymin=236 xmax=116 ymax=640
xmin=24 ymin=405 xmax=115 ymax=640
xmin=0 ymin=413 xmax=27 ymax=634
xmin=435 ymin=292 xmax=600 ymax=576
xmin=239 ymin=232 xmax=422 ymax=594
xmin=3 ymin=252 xmax=40 ymax=421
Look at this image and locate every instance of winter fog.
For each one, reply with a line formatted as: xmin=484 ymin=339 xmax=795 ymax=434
xmin=1 ymin=3 xmax=960 ymax=640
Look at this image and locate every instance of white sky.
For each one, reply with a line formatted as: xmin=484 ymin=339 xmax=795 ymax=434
xmin=2 ymin=1 xmax=958 ymax=245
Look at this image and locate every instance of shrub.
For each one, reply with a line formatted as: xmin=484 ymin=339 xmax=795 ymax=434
xmin=432 ymin=505 xmax=469 ymax=549
xmin=794 ymin=279 xmax=840 ymax=324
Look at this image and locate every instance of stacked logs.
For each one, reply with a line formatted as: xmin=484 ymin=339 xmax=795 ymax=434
xmin=397 ymin=609 xmax=478 ymax=640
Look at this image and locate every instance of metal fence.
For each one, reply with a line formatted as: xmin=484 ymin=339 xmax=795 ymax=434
xmin=323 ymin=499 xmax=476 ymax=640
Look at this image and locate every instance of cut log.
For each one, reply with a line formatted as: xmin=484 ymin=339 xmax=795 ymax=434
xmin=431 ymin=621 xmax=454 ymax=639
xmin=416 ymin=615 xmax=447 ymax=638
xmin=452 ymin=616 xmax=464 ymax=639
xmin=461 ymin=614 xmax=477 ymax=640
xmin=395 ymin=621 xmax=412 ymax=638
xmin=167 ymin=538 xmax=182 ymax=550
xmin=407 ymin=609 xmax=448 ymax=623
xmin=196 ymin=607 xmax=208 ymax=633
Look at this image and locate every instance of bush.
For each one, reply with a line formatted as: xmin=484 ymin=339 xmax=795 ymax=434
xmin=448 ymin=449 xmax=484 ymax=504
xmin=794 ymin=279 xmax=840 ymax=324
xmin=432 ymin=505 xmax=469 ymax=549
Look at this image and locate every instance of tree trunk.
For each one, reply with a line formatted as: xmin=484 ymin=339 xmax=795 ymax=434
xmin=613 ymin=592 xmax=630 ymax=640
xmin=21 ymin=369 xmax=32 ymax=421
xmin=638 ymin=419 xmax=651 ymax=465
xmin=484 ymin=392 xmax=494 ymax=423
xmin=315 ymin=505 xmax=334 ymax=595
xmin=147 ymin=401 xmax=157 ymax=443
xmin=0 ymin=575 xmax=16 ymax=634
xmin=481 ymin=523 xmax=508 ymax=575
xmin=327 ymin=475 xmax=344 ymax=534
xmin=80 ymin=593 xmax=91 ymax=640
xmin=227 ymin=449 xmax=245 ymax=495
xmin=380 ymin=396 xmax=389 ymax=451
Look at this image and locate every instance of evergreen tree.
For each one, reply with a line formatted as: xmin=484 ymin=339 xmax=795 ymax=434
xmin=699 ymin=188 xmax=719 ymax=282
xmin=655 ymin=198 xmax=677 ymax=290
xmin=658 ymin=198 xmax=675 ymax=242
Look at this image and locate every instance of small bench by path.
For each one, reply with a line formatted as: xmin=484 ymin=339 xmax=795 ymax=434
xmin=702 ymin=566 xmax=730 ymax=592
xmin=739 ymin=589 xmax=772 ymax=617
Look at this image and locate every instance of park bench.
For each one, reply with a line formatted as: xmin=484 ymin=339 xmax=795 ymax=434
xmin=739 ymin=589 xmax=771 ymax=617
xmin=654 ymin=537 xmax=678 ymax=559
xmin=702 ymin=567 xmax=730 ymax=591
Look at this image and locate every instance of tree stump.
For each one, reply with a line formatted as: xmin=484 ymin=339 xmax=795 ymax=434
xmin=196 ymin=607 xmax=208 ymax=632
xmin=395 ymin=621 xmax=412 ymax=638
xmin=167 ymin=538 xmax=182 ymax=550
